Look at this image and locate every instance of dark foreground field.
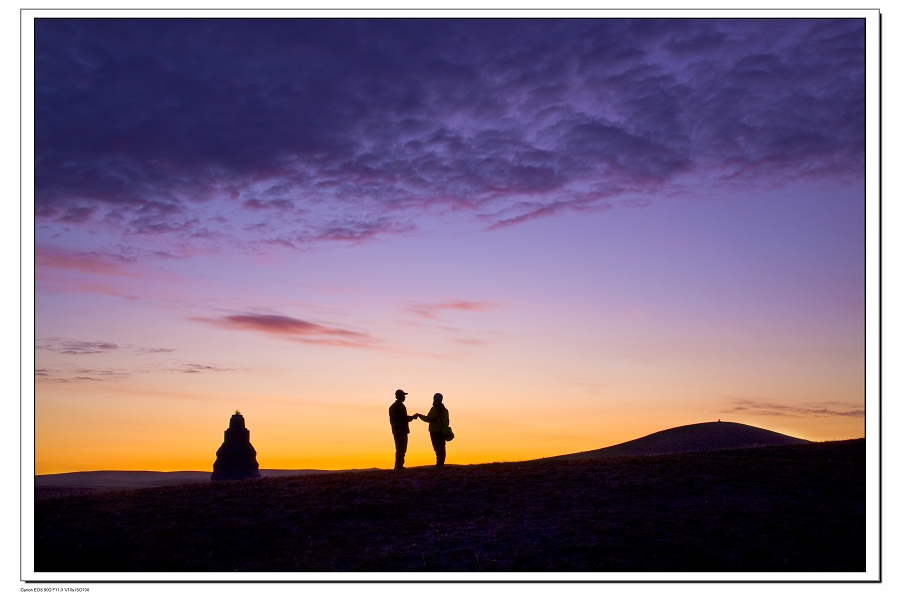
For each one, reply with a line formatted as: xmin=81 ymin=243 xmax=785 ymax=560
xmin=34 ymin=439 xmax=864 ymax=572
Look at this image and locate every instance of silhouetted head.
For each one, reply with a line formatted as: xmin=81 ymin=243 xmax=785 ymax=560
xmin=433 ymin=393 xmax=443 ymax=404
xmin=395 ymin=389 xmax=408 ymax=401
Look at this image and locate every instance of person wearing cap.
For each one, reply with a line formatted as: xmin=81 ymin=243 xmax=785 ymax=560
xmin=416 ymin=393 xmax=449 ymax=467
xmin=389 ymin=389 xmax=418 ymax=469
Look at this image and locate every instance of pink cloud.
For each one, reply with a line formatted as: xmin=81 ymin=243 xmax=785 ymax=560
xmin=34 ymin=271 xmax=142 ymax=300
xmin=35 ymin=245 xmax=193 ymax=301
xmin=35 ymin=245 xmax=134 ymax=277
xmin=404 ymin=300 xmax=502 ymax=320
xmin=194 ymin=313 xmax=377 ymax=348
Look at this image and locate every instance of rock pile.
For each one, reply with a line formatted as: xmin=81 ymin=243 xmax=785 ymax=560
xmin=211 ymin=411 xmax=261 ymax=481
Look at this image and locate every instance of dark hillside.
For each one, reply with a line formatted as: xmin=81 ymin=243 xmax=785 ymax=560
xmin=544 ymin=421 xmax=809 ymax=461
xmin=34 ymin=440 xmax=864 ymax=573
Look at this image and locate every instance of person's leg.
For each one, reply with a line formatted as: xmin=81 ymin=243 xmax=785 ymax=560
xmin=429 ymin=431 xmax=446 ymax=466
xmin=436 ymin=437 xmax=445 ymax=466
xmin=394 ymin=433 xmax=408 ymax=469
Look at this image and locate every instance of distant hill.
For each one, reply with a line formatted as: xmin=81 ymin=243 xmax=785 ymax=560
xmin=33 ymin=469 xmax=350 ymax=499
xmin=540 ymin=421 xmax=809 ymax=461
xmin=34 ymin=469 xmax=332 ymax=488
xmin=36 ymin=470 xmax=212 ymax=489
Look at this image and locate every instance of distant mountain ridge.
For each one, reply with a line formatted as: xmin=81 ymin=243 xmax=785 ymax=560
xmin=35 ymin=469 xmax=333 ymax=489
xmin=541 ymin=421 xmax=809 ymax=461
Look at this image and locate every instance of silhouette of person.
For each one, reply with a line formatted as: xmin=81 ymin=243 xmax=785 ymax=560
xmin=416 ymin=393 xmax=449 ymax=467
xmin=389 ymin=389 xmax=417 ymax=469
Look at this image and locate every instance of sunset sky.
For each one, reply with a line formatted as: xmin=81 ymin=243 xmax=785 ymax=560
xmin=28 ymin=16 xmax=872 ymax=474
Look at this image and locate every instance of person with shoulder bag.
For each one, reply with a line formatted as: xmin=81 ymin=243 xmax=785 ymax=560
xmin=415 ymin=392 xmax=453 ymax=467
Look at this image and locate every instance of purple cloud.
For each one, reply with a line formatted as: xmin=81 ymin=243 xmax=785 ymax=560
xmin=36 ymin=337 xmax=177 ymax=356
xmin=169 ymin=363 xmax=235 ymax=374
xmin=242 ymin=199 xmax=297 ymax=212
xmin=34 ymin=367 xmax=130 ymax=383
xmin=36 ymin=338 xmax=119 ymax=355
xmin=33 ymin=19 xmax=864 ymax=248
xmin=34 ymin=361 xmax=233 ymax=382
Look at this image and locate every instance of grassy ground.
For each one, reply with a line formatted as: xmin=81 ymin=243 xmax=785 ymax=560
xmin=34 ymin=439 xmax=865 ymax=572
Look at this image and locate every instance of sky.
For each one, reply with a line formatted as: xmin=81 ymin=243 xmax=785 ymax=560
xmin=30 ymin=17 xmax=869 ymax=474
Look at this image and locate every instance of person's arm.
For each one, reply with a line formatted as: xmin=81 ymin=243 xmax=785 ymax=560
xmin=419 ymin=409 xmax=433 ymax=423
xmin=407 ymin=413 xmax=417 ymax=422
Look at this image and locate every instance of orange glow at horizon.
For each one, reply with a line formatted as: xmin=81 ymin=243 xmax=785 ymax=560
xmin=34 ymin=376 xmax=865 ymax=475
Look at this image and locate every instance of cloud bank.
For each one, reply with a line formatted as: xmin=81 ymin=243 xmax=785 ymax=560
xmin=34 ymin=19 xmax=865 ymax=250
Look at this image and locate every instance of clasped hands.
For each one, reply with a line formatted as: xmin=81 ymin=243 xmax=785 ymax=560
xmin=412 ymin=413 xmax=424 ymax=420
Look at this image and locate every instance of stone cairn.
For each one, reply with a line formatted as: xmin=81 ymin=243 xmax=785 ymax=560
xmin=211 ymin=411 xmax=261 ymax=481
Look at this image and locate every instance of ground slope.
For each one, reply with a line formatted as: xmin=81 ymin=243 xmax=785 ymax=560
xmin=543 ymin=421 xmax=809 ymax=461
xmin=34 ymin=440 xmax=864 ymax=573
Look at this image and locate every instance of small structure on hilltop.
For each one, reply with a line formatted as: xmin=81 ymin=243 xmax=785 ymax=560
xmin=211 ymin=410 xmax=261 ymax=481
